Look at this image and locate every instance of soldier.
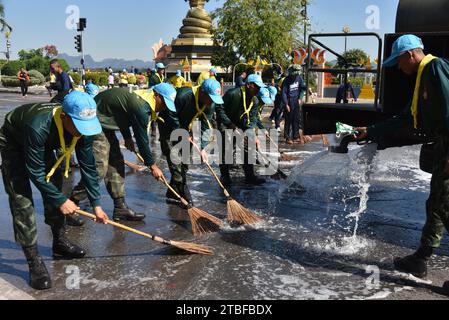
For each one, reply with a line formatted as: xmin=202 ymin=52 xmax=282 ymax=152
xmin=356 ymin=35 xmax=449 ymax=294
xmin=256 ymin=86 xmax=278 ymax=130
xmin=0 ymin=91 xmax=109 ymax=290
xmin=158 ymin=78 xmax=224 ymax=207
xmin=148 ymin=63 xmax=166 ymax=137
xmin=70 ymin=84 xmax=176 ymax=222
xmin=216 ymin=74 xmax=266 ymax=186
xmin=149 ymin=63 xmax=166 ymax=87
xmin=85 ymin=82 xmax=100 ymax=98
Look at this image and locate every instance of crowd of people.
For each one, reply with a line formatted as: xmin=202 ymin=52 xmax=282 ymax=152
xmin=2 ymin=35 xmax=449 ymax=296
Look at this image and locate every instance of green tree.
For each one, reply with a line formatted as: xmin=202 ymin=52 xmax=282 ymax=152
xmin=18 ymin=48 xmax=44 ymax=61
xmin=212 ymin=0 xmax=310 ymax=68
xmin=337 ymin=49 xmax=369 ymax=68
xmin=211 ymin=44 xmax=239 ymax=73
xmin=0 ymin=1 xmax=12 ymax=32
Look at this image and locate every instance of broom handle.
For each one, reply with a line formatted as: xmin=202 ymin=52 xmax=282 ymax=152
xmin=135 ymin=152 xmax=189 ymax=207
xmin=190 ymin=141 xmax=231 ymax=198
xmin=76 ymin=210 xmax=172 ymax=246
xmin=266 ymin=133 xmax=280 ymax=150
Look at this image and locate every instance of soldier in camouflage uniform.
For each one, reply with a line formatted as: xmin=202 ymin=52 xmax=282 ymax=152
xmin=157 ymin=78 xmax=224 ymax=207
xmin=70 ymin=84 xmax=176 ymax=222
xmin=356 ymin=35 xmax=449 ymax=294
xmin=0 ymin=91 xmax=108 ymax=290
xmin=216 ymin=74 xmax=267 ymax=186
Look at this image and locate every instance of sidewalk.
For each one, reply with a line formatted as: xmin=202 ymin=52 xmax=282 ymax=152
xmin=0 ymin=85 xmax=50 ymax=96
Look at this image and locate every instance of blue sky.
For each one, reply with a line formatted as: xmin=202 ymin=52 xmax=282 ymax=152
xmin=2 ymin=0 xmax=399 ymax=62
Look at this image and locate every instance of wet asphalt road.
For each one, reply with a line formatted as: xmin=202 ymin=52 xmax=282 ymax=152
xmin=0 ymin=93 xmax=448 ymax=300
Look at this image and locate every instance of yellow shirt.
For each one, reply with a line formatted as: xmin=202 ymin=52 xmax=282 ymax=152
xmin=196 ymin=71 xmax=210 ymax=86
xmin=120 ymin=74 xmax=128 ymax=84
xmin=169 ymin=75 xmax=187 ymax=89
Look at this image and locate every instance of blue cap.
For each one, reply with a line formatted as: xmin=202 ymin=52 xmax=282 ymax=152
xmin=153 ymin=83 xmax=177 ymax=112
xmin=63 ymin=91 xmax=102 ymax=136
xmin=210 ymin=67 xmax=218 ymax=75
xmin=201 ymin=78 xmax=224 ymax=104
xmin=258 ymin=87 xmax=274 ymax=105
xmin=247 ymin=74 xmax=266 ymax=88
xmin=176 ymin=70 xmax=182 ymax=76
xmin=85 ymin=83 xmax=100 ymax=97
xmin=156 ymin=63 xmax=166 ymax=69
xmin=268 ymin=86 xmax=278 ymax=99
xmin=383 ymin=34 xmax=424 ymax=67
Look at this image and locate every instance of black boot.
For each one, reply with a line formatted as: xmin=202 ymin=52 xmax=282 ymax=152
xmin=166 ymin=182 xmax=182 ymax=206
xmin=393 ymin=246 xmax=433 ymax=278
xmin=113 ymin=198 xmax=145 ymax=221
xmin=443 ymin=281 xmax=449 ymax=296
xmin=52 ymin=226 xmax=86 ymax=259
xmin=23 ymin=245 xmax=52 ymax=290
xmin=220 ymin=165 xmax=232 ymax=187
xmin=181 ymin=183 xmax=194 ymax=207
xmin=166 ymin=182 xmax=192 ymax=209
xmin=243 ymin=165 xmax=266 ymax=186
xmin=66 ymin=213 xmax=85 ymax=227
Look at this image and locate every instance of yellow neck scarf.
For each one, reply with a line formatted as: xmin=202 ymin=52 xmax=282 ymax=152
xmin=46 ymin=107 xmax=81 ymax=183
xmin=156 ymin=73 xmax=164 ymax=84
xmin=411 ymin=54 xmax=437 ymax=129
xmin=133 ymin=89 xmax=165 ymax=133
xmin=189 ymin=86 xmax=213 ymax=131
xmin=240 ymin=86 xmax=254 ymax=126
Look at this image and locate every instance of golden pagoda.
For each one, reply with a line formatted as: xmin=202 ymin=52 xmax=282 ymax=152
xmin=166 ymin=0 xmax=218 ymax=76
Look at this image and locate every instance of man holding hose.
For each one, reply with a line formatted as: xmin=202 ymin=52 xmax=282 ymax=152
xmin=0 ymin=91 xmax=109 ymax=291
xmin=356 ymin=35 xmax=449 ymax=295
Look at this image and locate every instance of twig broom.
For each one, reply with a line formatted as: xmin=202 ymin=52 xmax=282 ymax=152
xmin=76 ymin=210 xmax=214 ymax=255
xmin=135 ymin=153 xmax=223 ymax=236
xmin=191 ymin=141 xmax=263 ymax=226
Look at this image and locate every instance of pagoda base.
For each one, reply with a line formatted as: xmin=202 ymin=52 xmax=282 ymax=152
xmin=166 ymin=37 xmax=220 ymax=76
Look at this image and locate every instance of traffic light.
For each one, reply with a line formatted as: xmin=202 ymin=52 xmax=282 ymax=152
xmin=77 ymin=18 xmax=87 ymax=32
xmin=74 ymin=34 xmax=82 ymax=53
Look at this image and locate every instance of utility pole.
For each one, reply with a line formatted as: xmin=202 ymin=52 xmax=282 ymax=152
xmin=5 ymin=31 xmax=11 ymax=61
xmin=301 ymin=1 xmax=308 ymax=47
xmin=76 ymin=18 xmax=87 ymax=87
xmin=343 ymin=25 xmax=351 ymax=54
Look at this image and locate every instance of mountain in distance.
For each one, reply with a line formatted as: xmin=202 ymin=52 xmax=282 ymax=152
xmin=59 ymin=53 xmax=154 ymax=71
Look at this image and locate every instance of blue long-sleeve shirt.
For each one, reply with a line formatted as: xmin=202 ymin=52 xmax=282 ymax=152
xmin=55 ymin=72 xmax=73 ymax=93
xmin=282 ymin=75 xmax=307 ymax=106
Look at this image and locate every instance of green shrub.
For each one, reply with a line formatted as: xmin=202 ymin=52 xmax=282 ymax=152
xmin=1 ymin=61 xmax=26 ymax=76
xmin=28 ymin=70 xmax=46 ymax=85
xmin=25 ymin=57 xmax=50 ymax=76
xmin=1 ymin=76 xmax=41 ymax=87
xmin=85 ymin=71 xmax=108 ymax=86
xmin=69 ymin=72 xmax=81 ymax=85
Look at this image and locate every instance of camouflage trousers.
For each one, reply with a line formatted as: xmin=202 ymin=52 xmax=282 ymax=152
xmin=422 ymin=134 xmax=449 ymax=248
xmin=0 ymin=129 xmax=65 ymax=247
xmin=158 ymin=123 xmax=188 ymax=187
xmin=71 ymin=130 xmax=125 ymax=203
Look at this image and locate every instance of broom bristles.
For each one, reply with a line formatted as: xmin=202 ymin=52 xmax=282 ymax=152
xmin=170 ymin=240 xmax=214 ymax=255
xmin=227 ymin=199 xmax=263 ymax=225
xmin=187 ymin=207 xmax=223 ymax=236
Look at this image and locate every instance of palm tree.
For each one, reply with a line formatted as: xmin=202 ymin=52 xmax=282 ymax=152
xmin=0 ymin=1 xmax=12 ymax=33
